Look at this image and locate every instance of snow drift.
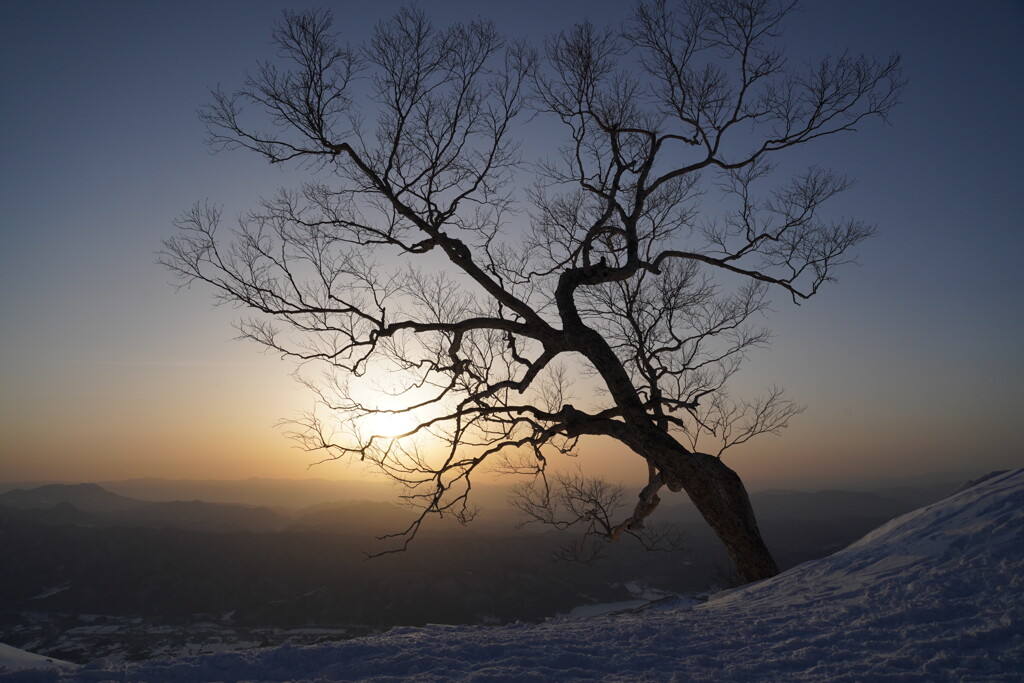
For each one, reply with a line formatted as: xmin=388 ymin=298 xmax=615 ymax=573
xmin=4 ymin=469 xmax=1021 ymax=681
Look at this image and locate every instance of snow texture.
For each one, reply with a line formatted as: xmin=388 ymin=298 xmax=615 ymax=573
xmin=3 ymin=469 xmax=1022 ymax=682
xmin=0 ymin=645 xmax=72 ymax=674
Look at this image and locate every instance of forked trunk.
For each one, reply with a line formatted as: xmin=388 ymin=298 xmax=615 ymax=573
xmin=633 ymin=430 xmax=779 ymax=583
xmin=667 ymin=451 xmax=779 ymax=583
xmin=565 ymin=330 xmax=780 ymax=583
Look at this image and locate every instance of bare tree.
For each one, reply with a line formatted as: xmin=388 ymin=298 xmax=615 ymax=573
xmin=161 ymin=1 xmax=901 ymax=583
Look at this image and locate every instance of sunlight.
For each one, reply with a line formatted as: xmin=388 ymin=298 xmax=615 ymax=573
xmin=361 ymin=409 xmax=419 ymax=441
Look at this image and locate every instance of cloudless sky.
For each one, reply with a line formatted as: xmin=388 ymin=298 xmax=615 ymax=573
xmin=1 ymin=1 xmax=1021 ymax=489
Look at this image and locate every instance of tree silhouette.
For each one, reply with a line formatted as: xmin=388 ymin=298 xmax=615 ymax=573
xmin=162 ymin=1 xmax=902 ymax=583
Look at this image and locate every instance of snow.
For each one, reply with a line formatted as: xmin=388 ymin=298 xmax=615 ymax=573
xmin=30 ymin=584 xmax=70 ymax=601
xmin=0 ymin=644 xmax=72 ymax=673
xmin=566 ymin=599 xmax=650 ymax=619
xmin=3 ymin=469 xmax=1022 ymax=682
xmin=566 ymin=582 xmax=688 ymax=619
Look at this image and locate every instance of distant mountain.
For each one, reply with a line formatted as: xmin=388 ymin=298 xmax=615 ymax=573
xmin=0 ymin=484 xmax=288 ymax=533
xmin=0 ymin=479 xmax=957 ymax=540
xmin=96 ymin=477 xmax=400 ymax=509
xmin=0 ymin=483 xmax=144 ymax=514
xmin=0 ymin=501 xmax=102 ymax=528
xmin=93 ymin=477 xmax=523 ymax=517
xmin=126 ymin=500 xmax=289 ymax=533
xmin=0 ymin=483 xmax=498 ymax=536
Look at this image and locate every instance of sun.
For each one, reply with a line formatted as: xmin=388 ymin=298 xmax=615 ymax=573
xmin=361 ymin=409 xmax=419 ymax=441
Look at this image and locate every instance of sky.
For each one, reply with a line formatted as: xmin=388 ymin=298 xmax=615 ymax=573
xmin=1 ymin=0 xmax=1021 ymax=490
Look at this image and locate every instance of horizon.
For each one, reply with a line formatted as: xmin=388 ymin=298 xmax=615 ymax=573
xmin=1 ymin=1 xmax=1022 ymax=493
xmin=0 ymin=466 xmax=986 ymax=499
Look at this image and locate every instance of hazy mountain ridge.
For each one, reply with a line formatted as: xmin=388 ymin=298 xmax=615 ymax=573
xmin=101 ymin=477 xmax=400 ymax=509
xmin=0 ymin=486 xmax=293 ymax=534
xmin=0 ymin=483 xmax=424 ymax=535
xmin=0 ymin=484 xmax=143 ymax=514
xmin=0 ymin=477 xmax=959 ymax=532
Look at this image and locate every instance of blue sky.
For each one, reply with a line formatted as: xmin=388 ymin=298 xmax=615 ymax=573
xmin=1 ymin=1 xmax=1021 ymax=488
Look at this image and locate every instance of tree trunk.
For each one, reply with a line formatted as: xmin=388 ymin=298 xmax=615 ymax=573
xmin=562 ymin=328 xmax=779 ymax=583
xmin=666 ymin=451 xmax=780 ymax=583
xmin=632 ymin=429 xmax=779 ymax=583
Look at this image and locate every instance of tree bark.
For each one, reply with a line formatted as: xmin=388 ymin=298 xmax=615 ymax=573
xmin=623 ymin=426 xmax=780 ymax=583
xmin=665 ymin=451 xmax=779 ymax=583
xmin=562 ymin=326 xmax=779 ymax=583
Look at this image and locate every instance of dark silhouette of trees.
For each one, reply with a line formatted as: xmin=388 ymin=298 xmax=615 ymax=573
xmin=161 ymin=1 xmax=902 ymax=583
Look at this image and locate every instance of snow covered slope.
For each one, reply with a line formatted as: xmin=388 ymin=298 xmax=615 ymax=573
xmin=4 ymin=469 xmax=1022 ymax=682
xmin=0 ymin=645 xmax=72 ymax=675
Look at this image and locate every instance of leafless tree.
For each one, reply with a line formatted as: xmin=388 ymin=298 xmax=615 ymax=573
xmin=161 ymin=1 xmax=902 ymax=583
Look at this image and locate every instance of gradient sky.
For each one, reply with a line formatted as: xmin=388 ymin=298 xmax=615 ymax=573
xmin=1 ymin=1 xmax=1021 ymax=489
